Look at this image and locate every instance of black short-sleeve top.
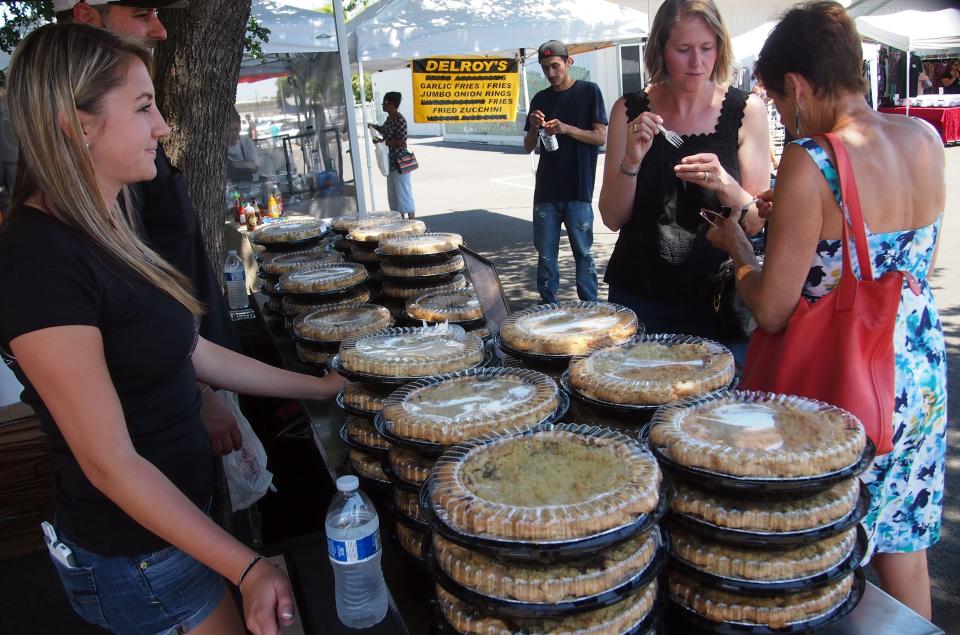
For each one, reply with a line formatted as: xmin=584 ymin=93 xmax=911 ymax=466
xmin=604 ymin=87 xmax=748 ymax=303
xmin=0 ymin=207 xmax=214 ymax=556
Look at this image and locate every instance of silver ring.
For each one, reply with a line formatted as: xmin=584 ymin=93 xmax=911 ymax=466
xmin=632 ymin=124 xmax=640 ymax=133
xmin=703 ymin=171 xmax=709 ymax=182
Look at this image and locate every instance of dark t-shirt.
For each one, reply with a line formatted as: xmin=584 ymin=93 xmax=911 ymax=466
xmin=134 ymin=147 xmax=240 ymax=353
xmin=0 ymin=207 xmax=214 ymax=556
xmin=525 ymin=80 xmax=607 ymax=203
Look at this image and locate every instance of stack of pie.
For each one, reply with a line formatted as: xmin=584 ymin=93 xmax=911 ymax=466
xmin=379 ymin=232 xmax=463 ymax=257
xmin=647 ymin=392 xmax=868 ymax=630
xmin=338 ymin=326 xmax=484 ymax=379
xmin=426 ymin=425 xmax=666 ymax=631
xmin=499 ymin=301 xmax=639 ymax=357
xmin=331 ymin=212 xmax=401 ymax=234
xmin=407 ymin=287 xmax=483 ymax=324
xmin=568 ymin=335 xmax=734 ymax=406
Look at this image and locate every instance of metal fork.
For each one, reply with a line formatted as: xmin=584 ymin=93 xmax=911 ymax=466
xmin=657 ymin=124 xmax=684 ymax=148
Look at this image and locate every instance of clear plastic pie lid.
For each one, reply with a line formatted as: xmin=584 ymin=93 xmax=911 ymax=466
xmin=379 ymin=232 xmax=464 ymax=256
xmin=260 ymin=248 xmax=341 ymax=275
xmin=281 ymin=287 xmax=371 ymax=316
xmin=279 ymin=261 xmax=367 ymax=294
xmin=332 ymin=212 xmax=401 ymax=232
xmin=381 ymin=368 xmax=558 ymax=444
xmin=670 ymin=525 xmax=857 ymax=583
xmin=339 ymin=325 xmax=484 ymax=375
xmin=671 ymin=478 xmax=862 ymax=534
xmin=388 ymin=447 xmax=435 ymax=485
xmin=293 ymin=303 xmax=393 ymax=342
xmin=346 ymin=415 xmax=392 ymax=451
xmin=382 ymin=274 xmax=467 ymax=299
xmin=407 ymin=287 xmax=482 ymax=322
xmin=436 ymin=578 xmax=658 ymax=635
xmin=668 ymin=569 xmax=855 ymax=629
xmin=342 ymin=381 xmax=387 ymax=413
xmin=649 ymin=392 xmax=867 ymax=479
xmin=569 ymin=334 xmax=735 ymax=406
xmin=252 ymin=219 xmax=324 ymax=243
xmin=348 ymin=219 xmax=427 ymax=242
xmin=430 ymin=423 xmax=662 ymax=542
xmin=433 ymin=528 xmax=659 ymax=605
xmin=500 ymin=301 xmax=639 ymax=356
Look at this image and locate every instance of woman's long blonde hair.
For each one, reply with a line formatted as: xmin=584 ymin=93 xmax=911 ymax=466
xmin=5 ymin=23 xmax=201 ymax=316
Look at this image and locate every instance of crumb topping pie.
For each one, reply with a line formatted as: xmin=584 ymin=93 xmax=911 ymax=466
xmin=649 ymin=392 xmax=867 ymax=478
xmin=279 ymin=262 xmax=367 ymax=294
xmin=379 ymin=232 xmax=463 ymax=256
xmin=499 ymin=301 xmax=638 ymax=356
xmin=339 ymin=326 xmax=484 ymax=378
xmin=348 ymin=219 xmax=426 ymax=242
xmin=431 ymin=426 xmax=661 ymax=541
xmin=407 ymin=287 xmax=482 ymax=323
xmin=570 ymin=336 xmax=734 ymax=405
xmin=294 ymin=304 xmax=392 ymax=343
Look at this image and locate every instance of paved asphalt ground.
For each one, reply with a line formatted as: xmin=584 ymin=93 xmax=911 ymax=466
xmin=1 ymin=137 xmax=957 ymax=633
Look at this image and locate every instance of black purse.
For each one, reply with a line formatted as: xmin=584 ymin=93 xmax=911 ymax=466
xmin=710 ymin=227 xmax=765 ymax=339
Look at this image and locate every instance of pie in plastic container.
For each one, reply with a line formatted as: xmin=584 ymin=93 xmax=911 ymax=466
xmin=251 ymin=218 xmax=325 ymax=245
xmin=281 ymin=286 xmax=371 ymax=317
xmin=379 ymin=232 xmax=464 ymax=256
xmin=348 ymin=219 xmax=426 ymax=242
xmin=429 ymin=424 xmax=662 ymax=542
xmin=332 ymin=211 xmax=401 ymax=233
xmin=260 ymin=248 xmax=341 ymax=276
xmin=648 ymin=391 xmax=867 ymax=479
xmin=407 ymin=287 xmax=482 ymax=323
xmin=569 ymin=334 xmax=734 ymax=405
xmin=382 ymin=254 xmax=465 ymax=279
xmin=279 ymin=262 xmax=368 ymax=294
xmin=381 ymin=368 xmax=559 ymax=445
xmin=293 ymin=303 xmax=392 ymax=343
xmin=381 ymin=274 xmax=467 ymax=300
xmin=338 ymin=325 xmax=485 ymax=378
xmin=499 ymin=301 xmax=638 ymax=356
xmin=341 ymin=381 xmax=388 ymax=414
xmin=349 ymin=448 xmax=389 ymax=483
xmin=386 ymin=446 xmax=434 ymax=486
xmin=346 ymin=416 xmax=392 ymax=452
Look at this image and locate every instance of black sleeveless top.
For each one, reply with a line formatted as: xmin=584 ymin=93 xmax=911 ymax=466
xmin=604 ymin=87 xmax=748 ymax=304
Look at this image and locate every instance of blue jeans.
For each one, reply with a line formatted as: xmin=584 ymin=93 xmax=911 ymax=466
xmin=533 ymin=201 xmax=597 ymax=304
xmin=387 ymin=169 xmax=415 ymax=214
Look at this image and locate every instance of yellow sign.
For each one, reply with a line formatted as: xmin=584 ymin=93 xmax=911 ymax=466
xmin=411 ymin=56 xmax=519 ymax=124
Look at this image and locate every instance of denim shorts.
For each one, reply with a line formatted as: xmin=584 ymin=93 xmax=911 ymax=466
xmin=50 ymin=531 xmax=225 ymax=635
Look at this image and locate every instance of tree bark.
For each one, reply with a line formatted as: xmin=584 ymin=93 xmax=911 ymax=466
xmin=153 ymin=1 xmax=251 ymax=286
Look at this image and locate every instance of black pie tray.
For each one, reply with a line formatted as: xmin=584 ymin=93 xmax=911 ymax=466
xmin=427 ymin=525 xmax=669 ymax=619
xmin=279 ymin=279 xmax=370 ymax=302
xmin=339 ymin=424 xmax=390 ymax=458
xmin=665 ymin=479 xmax=871 ymax=549
xmin=381 ymin=454 xmax=430 ymax=492
xmin=641 ymin=424 xmax=877 ymax=497
xmin=374 ymin=247 xmax=462 ymax=265
xmin=418 ymin=473 xmax=673 ymax=564
xmin=373 ymin=391 xmax=571 ymax=458
xmin=664 ymin=567 xmax=865 ymax=634
xmin=326 ymin=348 xmax=498 ymax=389
xmin=256 ymin=268 xmax=282 ymax=283
xmin=250 ymin=231 xmax=327 ymax=252
xmin=335 ymin=390 xmax=380 ymax=418
xmin=559 ymin=363 xmax=742 ymax=420
xmin=667 ymin=522 xmax=867 ymax=595
xmin=343 ymin=237 xmax=381 ymax=252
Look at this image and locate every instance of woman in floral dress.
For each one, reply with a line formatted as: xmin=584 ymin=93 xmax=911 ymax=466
xmin=707 ymin=2 xmax=946 ymax=619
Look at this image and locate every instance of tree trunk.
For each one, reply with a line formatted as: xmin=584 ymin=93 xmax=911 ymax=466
xmin=153 ymin=1 xmax=251 ymax=286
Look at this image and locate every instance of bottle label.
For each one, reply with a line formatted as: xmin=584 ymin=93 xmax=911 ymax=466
xmin=327 ymin=530 xmax=380 ymax=564
xmin=225 ymin=271 xmax=245 ymax=282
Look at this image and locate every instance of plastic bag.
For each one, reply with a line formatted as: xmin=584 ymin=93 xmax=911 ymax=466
xmin=220 ymin=390 xmax=274 ymax=511
xmin=375 ymin=141 xmax=390 ymax=177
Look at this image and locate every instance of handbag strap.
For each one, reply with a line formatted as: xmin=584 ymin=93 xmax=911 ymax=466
xmin=813 ymin=133 xmax=874 ymax=282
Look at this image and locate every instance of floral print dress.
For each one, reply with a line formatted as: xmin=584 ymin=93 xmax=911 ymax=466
xmin=796 ymin=138 xmax=947 ymax=554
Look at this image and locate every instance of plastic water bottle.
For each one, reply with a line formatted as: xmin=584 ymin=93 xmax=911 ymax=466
xmin=223 ymin=250 xmax=248 ymax=310
xmin=325 ymin=475 xmax=388 ymax=628
xmin=539 ymin=127 xmax=559 ymax=152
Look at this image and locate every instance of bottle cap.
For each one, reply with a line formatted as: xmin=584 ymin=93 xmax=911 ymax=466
xmin=336 ymin=475 xmax=359 ymax=492
xmin=228 ymin=249 xmax=238 ymax=255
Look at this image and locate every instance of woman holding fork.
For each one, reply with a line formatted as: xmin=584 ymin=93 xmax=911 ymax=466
xmin=598 ymin=0 xmax=769 ymax=356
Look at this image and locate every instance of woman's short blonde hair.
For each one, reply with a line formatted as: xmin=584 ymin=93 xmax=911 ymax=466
xmin=644 ymin=0 xmax=733 ymax=85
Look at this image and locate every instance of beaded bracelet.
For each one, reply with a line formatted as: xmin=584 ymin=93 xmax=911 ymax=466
xmin=619 ymin=160 xmax=641 ymax=177
xmin=238 ymin=555 xmax=265 ymax=588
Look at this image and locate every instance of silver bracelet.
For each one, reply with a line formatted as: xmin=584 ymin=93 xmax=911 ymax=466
xmin=619 ymin=160 xmax=640 ymax=177
xmin=238 ymin=554 xmax=265 ymax=588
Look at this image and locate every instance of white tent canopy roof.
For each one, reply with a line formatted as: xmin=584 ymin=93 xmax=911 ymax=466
xmin=251 ymin=0 xmax=338 ymax=54
xmin=855 ymin=8 xmax=960 ymax=52
xmin=347 ymin=0 xmax=648 ymax=72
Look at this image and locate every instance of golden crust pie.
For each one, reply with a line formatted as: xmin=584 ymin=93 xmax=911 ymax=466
xmin=332 ymin=212 xmax=401 ymax=233
xmin=500 ymin=302 xmax=638 ymax=356
xmin=381 ymin=369 xmax=558 ymax=445
xmin=260 ymin=249 xmax=342 ymax=276
xmin=382 ymin=254 xmax=465 ymax=278
xmin=649 ymin=393 xmax=867 ymax=478
xmin=294 ymin=304 xmax=393 ymax=343
xmin=282 ymin=287 xmax=371 ymax=316
xmin=387 ymin=447 xmax=434 ymax=486
xmin=348 ymin=219 xmax=426 ymax=242
xmin=669 ymin=570 xmax=854 ymax=629
xmin=407 ymin=288 xmax=482 ymax=323
xmin=395 ymin=521 xmax=427 ymax=560
xmin=295 ymin=343 xmax=334 ymax=366
xmin=437 ymin=580 xmax=657 ymax=635
xmin=252 ymin=219 xmax=324 ymax=244
xmin=569 ymin=337 xmax=734 ymax=405
xmin=379 ymin=232 xmax=463 ymax=256
xmin=393 ymin=487 xmax=425 ymax=524
xmin=339 ymin=327 xmax=484 ymax=378
xmin=280 ymin=262 xmax=367 ymax=294
xmin=346 ymin=416 xmax=391 ymax=451
xmin=431 ymin=427 xmax=661 ymax=541
xmin=342 ymin=382 xmax=387 ymax=414
xmin=434 ymin=529 xmax=658 ymax=604
xmin=672 ymin=478 xmax=861 ymax=533
xmin=349 ymin=449 xmax=388 ymax=483
xmin=381 ymin=274 xmax=467 ymax=300
xmin=670 ymin=525 xmax=856 ymax=582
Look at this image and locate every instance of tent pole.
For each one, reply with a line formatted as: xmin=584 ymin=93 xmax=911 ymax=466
xmin=520 ymin=49 xmax=536 ymax=175
xmin=332 ymin=0 xmax=367 ymax=213
xmin=357 ymin=59 xmax=378 ymax=212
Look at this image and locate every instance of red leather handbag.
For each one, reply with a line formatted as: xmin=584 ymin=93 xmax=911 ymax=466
xmin=740 ymin=132 xmax=913 ymax=455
